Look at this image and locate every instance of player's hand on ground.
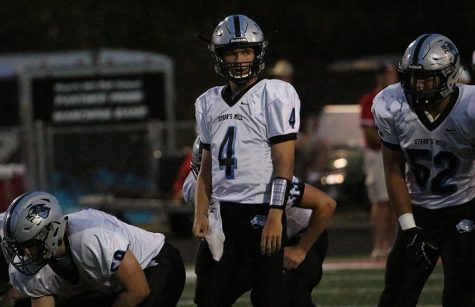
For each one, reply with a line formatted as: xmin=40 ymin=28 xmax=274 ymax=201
xmin=404 ymin=227 xmax=439 ymax=272
xmin=193 ymin=213 xmax=209 ymax=240
xmin=260 ymin=209 xmax=283 ymax=256
xmin=283 ymin=246 xmax=306 ymax=269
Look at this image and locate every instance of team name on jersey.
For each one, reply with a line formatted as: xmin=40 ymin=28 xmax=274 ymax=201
xmin=414 ymin=138 xmax=446 ymax=146
xmin=217 ymin=113 xmax=243 ymax=122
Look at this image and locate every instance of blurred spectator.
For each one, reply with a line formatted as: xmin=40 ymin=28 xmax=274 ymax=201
xmin=169 ymin=146 xmax=193 ymax=237
xmin=269 ymin=59 xmax=330 ymax=184
xmin=295 ymin=110 xmax=330 ymax=185
xmin=359 ymin=63 xmax=398 ymax=259
xmin=171 ymin=148 xmax=192 ymax=200
xmin=269 ymin=59 xmax=295 ymax=83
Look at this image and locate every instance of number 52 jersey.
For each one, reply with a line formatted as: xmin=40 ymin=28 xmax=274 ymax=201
xmin=372 ymin=83 xmax=475 ymax=209
xmin=195 ymin=79 xmax=300 ymax=204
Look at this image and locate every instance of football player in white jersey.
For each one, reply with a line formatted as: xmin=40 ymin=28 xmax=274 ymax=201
xmin=2 ymin=192 xmax=185 ymax=307
xmin=193 ymin=14 xmax=301 ymax=306
xmin=373 ymin=34 xmax=475 ymax=306
xmin=184 ymin=137 xmax=336 ymax=306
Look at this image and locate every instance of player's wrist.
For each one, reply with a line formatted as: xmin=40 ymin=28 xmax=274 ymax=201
xmin=294 ymin=243 xmax=310 ymax=255
xmin=195 ymin=202 xmax=209 ymax=215
xmin=194 ymin=210 xmax=208 ymax=219
xmin=269 ymin=177 xmax=291 ymax=210
xmin=267 ymin=208 xmax=283 ymax=220
xmin=398 ymin=213 xmax=416 ymax=230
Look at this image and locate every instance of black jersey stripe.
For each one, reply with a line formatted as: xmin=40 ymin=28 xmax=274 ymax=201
xmin=411 ymin=34 xmax=432 ymax=66
xmin=269 ymin=133 xmax=297 ymax=145
xmin=233 ymin=15 xmax=241 ymax=38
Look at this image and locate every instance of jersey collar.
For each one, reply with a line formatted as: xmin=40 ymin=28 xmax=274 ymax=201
xmin=414 ymin=86 xmax=459 ymax=131
xmin=221 ymin=78 xmax=262 ymax=107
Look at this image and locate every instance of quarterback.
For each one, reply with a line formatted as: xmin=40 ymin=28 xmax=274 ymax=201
xmin=193 ymin=14 xmax=300 ymax=306
xmin=373 ymin=34 xmax=475 ymax=306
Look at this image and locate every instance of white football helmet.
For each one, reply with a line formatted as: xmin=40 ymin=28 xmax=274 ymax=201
xmin=190 ymin=136 xmax=202 ymax=178
xmin=2 ymin=191 xmax=67 ymax=275
xmin=209 ymin=14 xmax=268 ymax=83
xmin=398 ymin=33 xmax=460 ymax=109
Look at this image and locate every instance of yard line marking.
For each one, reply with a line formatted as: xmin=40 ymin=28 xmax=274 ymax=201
xmin=322 ymin=272 xmax=443 ymax=281
xmin=323 ymin=259 xmax=444 ymax=271
xmin=323 ymin=259 xmax=386 ymax=270
xmin=315 ymin=285 xmax=443 ymax=294
xmin=186 ymin=261 xmax=442 ymax=282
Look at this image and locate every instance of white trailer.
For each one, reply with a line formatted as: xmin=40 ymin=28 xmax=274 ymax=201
xmin=0 ymin=50 xmax=182 ymax=213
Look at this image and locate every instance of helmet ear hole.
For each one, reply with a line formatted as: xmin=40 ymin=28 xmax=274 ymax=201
xmin=215 ymin=47 xmax=225 ymax=59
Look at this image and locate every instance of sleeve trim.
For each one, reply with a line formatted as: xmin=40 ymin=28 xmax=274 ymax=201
xmin=269 ymin=133 xmax=297 ymax=145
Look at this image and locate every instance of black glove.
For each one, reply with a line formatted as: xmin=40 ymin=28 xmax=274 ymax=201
xmin=404 ymin=227 xmax=439 ymax=273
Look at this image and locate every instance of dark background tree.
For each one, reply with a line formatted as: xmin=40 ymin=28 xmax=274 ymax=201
xmin=1 ymin=0 xmax=474 ymax=120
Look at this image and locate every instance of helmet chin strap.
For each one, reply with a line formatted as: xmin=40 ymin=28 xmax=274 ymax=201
xmin=230 ymin=74 xmax=252 ymax=85
xmin=227 ymin=65 xmax=256 ymax=85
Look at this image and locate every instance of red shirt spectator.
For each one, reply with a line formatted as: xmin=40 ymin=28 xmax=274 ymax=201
xmin=172 ymin=152 xmax=192 ymax=200
xmin=359 ymin=89 xmax=381 ymax=150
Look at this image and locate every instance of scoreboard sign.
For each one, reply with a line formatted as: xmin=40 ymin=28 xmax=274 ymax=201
xmin=32 ymin=73 xmax=165 ymax=125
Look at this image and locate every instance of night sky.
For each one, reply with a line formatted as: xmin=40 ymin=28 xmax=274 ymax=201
xmin=1 ymin=0 xmax=475 ymax=118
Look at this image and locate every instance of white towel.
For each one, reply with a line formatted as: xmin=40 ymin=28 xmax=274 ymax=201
xmin=205 ymin=200 xmax=225 ymax=261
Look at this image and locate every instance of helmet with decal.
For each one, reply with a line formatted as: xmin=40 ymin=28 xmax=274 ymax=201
xmin=2 ymin=191 xmax=67 ymax=275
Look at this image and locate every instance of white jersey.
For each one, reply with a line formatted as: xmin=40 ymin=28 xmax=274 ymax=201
xmin=195 ymin=79 xmax=300 ymax=203
xmin=372 ymin=83 xmax=475 ymax=209
xmin=10 ymin=264 xmax=85 ymax=299
xmin=10 ymin=209 xmax=165 ymax=297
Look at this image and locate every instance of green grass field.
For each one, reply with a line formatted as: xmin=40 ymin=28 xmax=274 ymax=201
xmin=177 ymin=260 xmax=443 ymax=307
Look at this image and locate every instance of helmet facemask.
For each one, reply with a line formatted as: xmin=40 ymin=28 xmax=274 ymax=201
xmin=399 ymin=69 xmax=453 ymax=109
xmin=3 ymin=232 xmax=49 ymax=275
xmin=223 ymin=59 xmax=255 ymax=83
xmin=1 ymin=241 xmax=44 ymax=275
xmin=2 ymin=218 xmax=66 ymax=275
xmin=212 ymin=44 xmax=266 ymax=84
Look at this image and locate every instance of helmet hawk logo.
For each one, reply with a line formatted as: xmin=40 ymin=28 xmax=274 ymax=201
xmin=26 ymin=204 xmax=50 ymax=225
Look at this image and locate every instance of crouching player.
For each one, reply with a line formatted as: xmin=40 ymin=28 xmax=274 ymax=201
xmin=2 ymin=191 xmax=185 ymax=307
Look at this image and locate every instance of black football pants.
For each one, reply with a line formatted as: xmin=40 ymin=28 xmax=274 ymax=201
xmin=194 ymin=202 xmax=286 ymax=307
xmin=283 ymin=230 xmax=328 ymax=307
xmin=56 ymin=240 xmax=185 ymax=307
xmin=378 ymin=201 xmax=475 ymax=307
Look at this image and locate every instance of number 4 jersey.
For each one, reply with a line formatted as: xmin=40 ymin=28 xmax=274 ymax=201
xmin=195 ymin=79 xmax=301 ymax=204
xmin=372 ymin=83 xmax=475 ymax=209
